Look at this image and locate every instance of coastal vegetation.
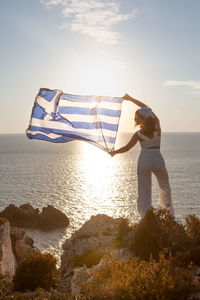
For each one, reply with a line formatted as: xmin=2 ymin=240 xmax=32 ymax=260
xmin=73 ymin=250 xmax=101 ymax=268
xmin=129 ymin=209 xmax=200 ymax=263
xmin=13 ymin=252 xmax=57 ymax=292
xmin=1 ymin=208 xmax=200 ymax=299
xmin=82 ymin=254 xmax=194 ymax=300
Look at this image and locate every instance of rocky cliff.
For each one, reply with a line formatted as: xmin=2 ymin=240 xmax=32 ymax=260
xmin=59 ymin=214 xmax=134 ymax=295
xmin=0 ymin=216 xmax=37 ymax=280
xmin=0 ymin=218 xmax=15 ymax=279
xmin=10 ymin=227 xmax=37 ymax=263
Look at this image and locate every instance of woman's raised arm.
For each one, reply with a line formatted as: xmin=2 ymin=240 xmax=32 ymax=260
xmin=123 ymin=93 xmax=147 ymax=108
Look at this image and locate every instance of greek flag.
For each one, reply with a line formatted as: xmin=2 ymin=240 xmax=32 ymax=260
xmin=26 ymin=88 xmax=123 ymax=152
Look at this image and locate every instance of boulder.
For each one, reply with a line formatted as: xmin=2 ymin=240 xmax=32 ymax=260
xmin=38 ymin=205 xmax=69 ymax=230
xmin=70 ymin=214 xmax=122 ymax=240
xmin=0 ymin=204 xmax=37 ymax=227
xmin=19 ymin=203 xmax=39 ymax=215
xmin=0 ymin=203 xmax=69 ymax=230
xmin=0 ymin=218 xmax=15 ymax=279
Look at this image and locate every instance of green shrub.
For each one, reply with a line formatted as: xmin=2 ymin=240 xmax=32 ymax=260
xmin=0 ymin=274 xmax=13 ymax=298
xmin=170 ymin=215 xmax=200 ymax=267
xmin=73 ymin=250 xmax=101 ymax=268
xmin=13 ymin=252 xmax=57 ymax=292
xmin=82 ymin=254 xmax=196 ymax=300
xmin=129 ymin=208 xmax=191 ymax=260
xmin=113 ymin=218 xmax=130 ymax=248
xmin=186 ymin=215 xmax=200 ymax=246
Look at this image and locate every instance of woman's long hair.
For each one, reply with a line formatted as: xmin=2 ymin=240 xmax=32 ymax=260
xmin=135 ymin=110 xmax=156 ymax=138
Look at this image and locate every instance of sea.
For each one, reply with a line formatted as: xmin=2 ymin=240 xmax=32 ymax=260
xmin=0 ymin=133 xmax=200 ymax=263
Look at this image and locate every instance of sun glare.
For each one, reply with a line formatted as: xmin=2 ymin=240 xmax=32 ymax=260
xmin=80 ymin=142 xmax=115 ymax=178
xmin=78 ymin=142 xmax=118 ymax=213
xmin=74 ymin=60 xmax=122 ymax=96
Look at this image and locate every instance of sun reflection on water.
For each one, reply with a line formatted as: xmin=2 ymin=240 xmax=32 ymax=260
xmin=78 ymin=143 xmax=117 ymax=213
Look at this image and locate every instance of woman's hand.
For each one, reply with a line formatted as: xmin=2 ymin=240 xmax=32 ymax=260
xmin=123 ymin=93 xmax=131 ymax=101
xmin=123 ymin=93 xmax=146 ymax=108
xmin=109 ymin=150 xmax=117 ymax=157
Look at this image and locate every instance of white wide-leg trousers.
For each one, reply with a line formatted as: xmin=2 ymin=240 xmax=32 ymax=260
xmin=137 ymin=149 xmax=174 ymax=218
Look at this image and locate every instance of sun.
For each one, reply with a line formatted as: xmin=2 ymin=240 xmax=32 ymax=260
xmin=71 ymin=58 xmax=124 ymax=97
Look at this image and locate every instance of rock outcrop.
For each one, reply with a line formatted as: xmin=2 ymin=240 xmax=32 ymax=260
xmin=10 ymin=227 xmax=37 ymax=263
xmin=0 ymin=218 xmax=15 ymax=279
xmin=70 ymin=248 xmax=133 ymax=296
xmin=0 ymin=203 xmax=69 ymax=230
xmin=61 ymin=214 xmax=121 ymax=275
xmin=59 ymin=214 xmax=134 ymax=295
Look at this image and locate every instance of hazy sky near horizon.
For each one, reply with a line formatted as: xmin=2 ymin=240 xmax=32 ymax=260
xmin=0 ymin=0 xmax=200 ymax=133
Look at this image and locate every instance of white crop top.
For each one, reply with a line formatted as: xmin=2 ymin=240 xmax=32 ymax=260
xmin=137 ymin=130 xmax=161 ymax=149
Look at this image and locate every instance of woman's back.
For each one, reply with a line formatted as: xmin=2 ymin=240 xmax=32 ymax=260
xmin=137 ymin=130 xmax=161 ymax=149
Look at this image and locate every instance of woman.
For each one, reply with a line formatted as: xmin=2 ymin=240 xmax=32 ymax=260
xmin=109 ymin=93 xmax=174 ymax=218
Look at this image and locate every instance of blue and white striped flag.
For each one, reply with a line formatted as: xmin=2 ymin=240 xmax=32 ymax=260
xmin=26 ymin=88 xmax=123 ymax=152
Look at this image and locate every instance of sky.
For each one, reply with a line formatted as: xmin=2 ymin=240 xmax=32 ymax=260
xmin=0 ymin=0 xmax=200 ymax=133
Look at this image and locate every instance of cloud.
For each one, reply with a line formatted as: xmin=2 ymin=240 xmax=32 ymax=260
xmin=40 ymin=0 xmax=137 ymax=44
xmin=163 ymin=80 xmax=200 ymax=95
